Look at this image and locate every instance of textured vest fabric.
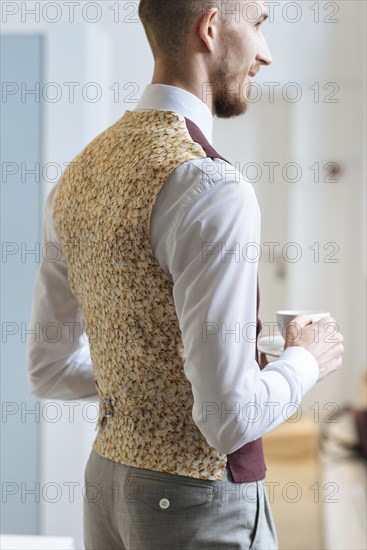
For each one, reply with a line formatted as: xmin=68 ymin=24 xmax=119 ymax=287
xmin=53 ymin=109 xmax=266 ymax=482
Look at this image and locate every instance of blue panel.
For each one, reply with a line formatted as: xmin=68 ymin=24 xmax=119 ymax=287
xmin=1 ymin=34 xmax=43 ymax=535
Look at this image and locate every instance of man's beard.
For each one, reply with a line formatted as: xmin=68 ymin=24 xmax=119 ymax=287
xmin=209 ymin=56 xmax=251 ymax=118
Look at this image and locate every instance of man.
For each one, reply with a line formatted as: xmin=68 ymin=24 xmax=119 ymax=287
xmin=27 ymin=0 xmax=344 ymax=548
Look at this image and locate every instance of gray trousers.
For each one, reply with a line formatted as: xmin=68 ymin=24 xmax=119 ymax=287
xmin=83 ymin=448 xmax=278 ymax=549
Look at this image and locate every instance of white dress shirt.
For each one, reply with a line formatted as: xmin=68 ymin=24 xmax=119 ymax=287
xmin=27 ymin=83 xmax=319 ymax=455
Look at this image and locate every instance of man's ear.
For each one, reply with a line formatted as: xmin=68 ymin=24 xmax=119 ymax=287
xmin=198 ymin=7 xmax=220 ymax=53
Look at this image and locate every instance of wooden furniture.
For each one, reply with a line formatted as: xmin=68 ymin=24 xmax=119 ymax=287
xmin=263 ymin=416 xmax=324 ymax=549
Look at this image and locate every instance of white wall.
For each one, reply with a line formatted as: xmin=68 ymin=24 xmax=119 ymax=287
xmin=215 ymin=0 xmax=366 ymax=413
xmin=3 ymin=12 xmax=114 ymax=549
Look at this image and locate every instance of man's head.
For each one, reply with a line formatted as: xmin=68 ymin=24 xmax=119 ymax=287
xmin=138 ymin=0 xmax=272 ymax=118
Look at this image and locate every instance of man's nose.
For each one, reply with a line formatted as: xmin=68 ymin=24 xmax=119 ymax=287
xmin=257 ymin=32 xmax=273 ymax=66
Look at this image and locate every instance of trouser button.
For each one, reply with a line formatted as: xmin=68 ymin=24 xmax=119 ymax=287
xmin=159 ymin=498 xmax=170 ymax=509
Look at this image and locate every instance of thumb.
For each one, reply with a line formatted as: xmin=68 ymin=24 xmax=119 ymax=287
xmin=284 ymin=315 xmax=313 ymax=345
xmin=289 ymin=315 xmax=314 ymax=329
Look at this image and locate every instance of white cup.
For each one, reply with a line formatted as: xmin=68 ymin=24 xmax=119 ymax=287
xmin=276 ymin=309 xmax=330 ymax=338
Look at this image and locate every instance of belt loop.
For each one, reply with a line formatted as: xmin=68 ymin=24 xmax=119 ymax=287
xmin=102 ymin=398 xmax=114 ymax=418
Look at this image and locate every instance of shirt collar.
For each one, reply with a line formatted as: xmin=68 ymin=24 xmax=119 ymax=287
xmin=134 ymin=83 xmax=214 ymax=145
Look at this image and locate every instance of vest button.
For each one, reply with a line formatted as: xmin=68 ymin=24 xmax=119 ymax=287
xmin=159 ymin=498 xmax=170 ymax=509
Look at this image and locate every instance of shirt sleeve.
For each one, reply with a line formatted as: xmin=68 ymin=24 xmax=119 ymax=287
xmin=26 ymin=185 xmax=99 ymax=401
xmin=155 ymin=160 xmax=319 ymax=455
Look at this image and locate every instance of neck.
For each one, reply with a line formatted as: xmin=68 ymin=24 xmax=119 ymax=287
xmin=151 ymin=63 xmax=214 ymax=115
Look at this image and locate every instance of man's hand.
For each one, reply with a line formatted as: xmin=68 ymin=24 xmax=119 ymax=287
xmin=284 ymin=314 xmax=344 ymax=382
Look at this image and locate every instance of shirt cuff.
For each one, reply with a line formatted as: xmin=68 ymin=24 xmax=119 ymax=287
xmin=277 ymin=345 xmax=319 ymax=395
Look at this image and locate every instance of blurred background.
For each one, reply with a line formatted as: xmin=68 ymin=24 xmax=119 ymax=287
xmin=1 ymin=1 xmax=366 ymax=549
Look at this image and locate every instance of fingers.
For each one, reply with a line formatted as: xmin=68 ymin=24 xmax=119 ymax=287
xmin=290 ymin=315 xmax=314 ymax=328
xmin=284 ymin=314 xmax=345 ymax=383
xmin=318 ymin=315 xmax=335 ymax=325
xmin=320 ymin=357 xmax=343 ymax=379
xmin=316 ymin=316 xmax=343 ymax=338
xmin=318 ymin=353 xmax=343 ymax=380
xmin=318 ymin=341 xmax=344 ymax=366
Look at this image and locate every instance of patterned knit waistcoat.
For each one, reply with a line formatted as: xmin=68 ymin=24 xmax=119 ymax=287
xmin=53 ymin=109 xmax=266 ymax=482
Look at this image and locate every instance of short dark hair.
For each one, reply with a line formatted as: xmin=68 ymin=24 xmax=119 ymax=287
xmin=138 ymin=0 xmax=237 ymax=63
